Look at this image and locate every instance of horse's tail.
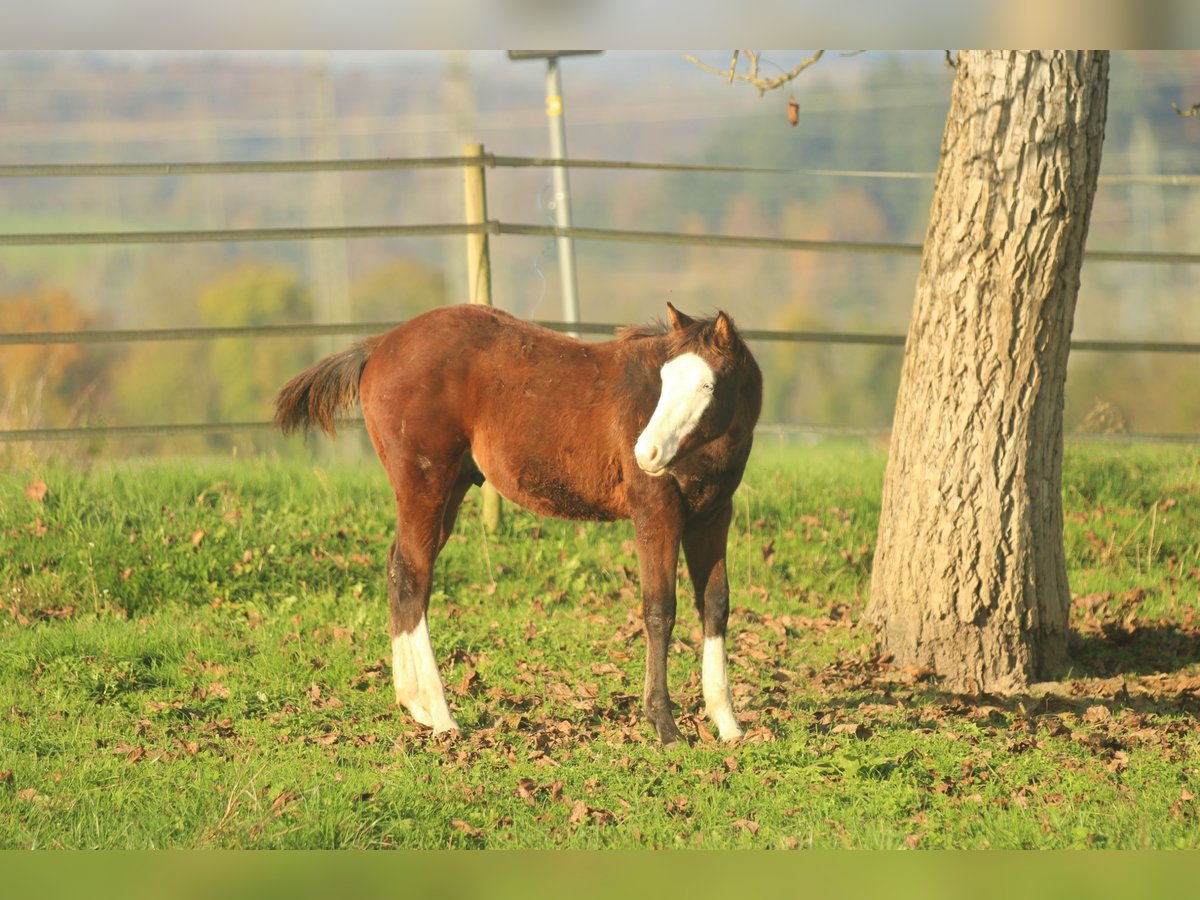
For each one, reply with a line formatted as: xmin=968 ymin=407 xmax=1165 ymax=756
xmin=274 ymin=336 xmax=383 ymax=437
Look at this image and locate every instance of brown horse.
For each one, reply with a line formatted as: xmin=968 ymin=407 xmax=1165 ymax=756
xmin=275 ymin=302 xmax=762 ymax=744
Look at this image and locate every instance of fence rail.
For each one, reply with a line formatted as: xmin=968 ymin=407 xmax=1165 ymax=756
xmin=4 ymin=151 xmax=1199 ymax=447
xmin=0 ymin=222 xmax=485 ymax=247
xmin=5 ymin=419 xmax=1198 ymax=446
xmin=6 ymin=218 xmax=1200 ymax=270
xmin=5 ymin=153 xmax=1200 ymax=186
xmin=4 ymin=319 xmax=1200 ymax=355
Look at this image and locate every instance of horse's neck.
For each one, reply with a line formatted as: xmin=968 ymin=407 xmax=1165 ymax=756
xmin=615 ymin=334 xmax=672 ymax=372
xmin=609 ymin=338 xmax=670 ymax=421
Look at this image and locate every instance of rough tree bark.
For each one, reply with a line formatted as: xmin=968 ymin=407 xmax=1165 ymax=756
xmin=866 ymin=51 xmax=1110 ymax=693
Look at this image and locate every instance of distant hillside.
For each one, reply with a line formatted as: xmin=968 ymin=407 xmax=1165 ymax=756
xmin=2 ymin=51 xmax=1199 ymax=440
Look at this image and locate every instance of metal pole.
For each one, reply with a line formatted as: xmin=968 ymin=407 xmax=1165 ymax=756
xmin=462 ymin=142 xmax=502 ymax=534
xmin=544 ymin=57 xmax=581 ymax=334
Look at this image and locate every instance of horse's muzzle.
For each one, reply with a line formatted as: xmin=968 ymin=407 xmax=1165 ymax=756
xmin=634 ymin=439 xmax=671 ymax=476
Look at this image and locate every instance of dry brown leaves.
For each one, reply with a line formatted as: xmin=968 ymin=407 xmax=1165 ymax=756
xmin=24 ymin=479 xmax=48 ymax=502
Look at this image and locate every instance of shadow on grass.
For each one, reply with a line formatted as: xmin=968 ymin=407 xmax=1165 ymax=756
xmin=1068 ymin=623 xmax=1200 ymax=678
xmin=803 ymin=622 xmax=1200 ymax=728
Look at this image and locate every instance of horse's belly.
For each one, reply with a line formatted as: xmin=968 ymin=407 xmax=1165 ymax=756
xmin=513 ymin=470 xmax=621 ymax=522
xmin=471 ymin=448 xmax=624 ymax=523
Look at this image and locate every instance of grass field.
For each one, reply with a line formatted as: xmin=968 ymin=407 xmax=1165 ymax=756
xmin=2 ymin=440 xmax=1199 ymax=849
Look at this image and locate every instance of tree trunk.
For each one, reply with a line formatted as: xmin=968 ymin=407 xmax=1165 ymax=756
xmin=866 ymin=51 xmax=1109 ymax=693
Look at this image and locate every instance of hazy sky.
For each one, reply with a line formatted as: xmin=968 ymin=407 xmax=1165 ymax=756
xmin=2 ymin=2 xmax=972 ymax=49
xmin=8 ymin=1 xmax=1195 ymax=51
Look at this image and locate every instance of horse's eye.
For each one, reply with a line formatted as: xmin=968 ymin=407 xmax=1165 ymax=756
xmin=701 ymin=382 xmax=715 ymax=394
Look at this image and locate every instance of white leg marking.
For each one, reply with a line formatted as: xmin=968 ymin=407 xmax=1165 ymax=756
xmin=634 ymin=352 xmax=716 ymax=475
xmin=391 ymin=631 xmax=430 ymax=725
xmin=703 ymin=635 xmax=742 ymax=741
xmin=392 ymin=614 xmax=459 ymax=734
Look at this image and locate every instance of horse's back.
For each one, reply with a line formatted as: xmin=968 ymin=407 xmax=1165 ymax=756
xmin=360 ymin=304 xmax=634 ymax=520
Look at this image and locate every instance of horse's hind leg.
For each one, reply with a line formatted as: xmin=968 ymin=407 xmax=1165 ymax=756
xmin=385 ymin=456 xmax=474 ymax=735
xmin=682 ymin=502 xmax=742 ymax=741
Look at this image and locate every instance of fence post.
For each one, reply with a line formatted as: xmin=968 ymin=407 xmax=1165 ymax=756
xmin=463 ymin=142 xmax=503 ymax=534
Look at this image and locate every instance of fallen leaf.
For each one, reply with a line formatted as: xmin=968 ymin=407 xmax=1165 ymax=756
xmin=515 ymin=778 xmax=536 ymax=799
xmin=205 ymin=681 xmax=230 ymax=700
xmin=1106 ymin=751 xmax=1130 ymax=774
xmin=451 ymin=819 xmax=482 ymax=837
xmin=901 ymin=665 xmax=937 ymax=683
xmin=25 ymin=479 xmax=48 ymax=502
xmin=451 ymin=667 xmax=479 ymax=697
xmin=666 ymin=796 xmax=691 ymax=815
xmin=742 ymin=726 xmax=777 ymax=743
xmin=832 ymin=722 xmax=872 ymax=739
xmin=271 ymin=790 xmax=300 ymax=815
xmin=112 ymin=742 xmax=146 ymax=763
xmin=1170 ymin=788 xmax=1194 ymax=819
xmin=732 ymin=818 xmax=759 ymax=835
xmin=569 ymin=799 xmax=615 ymax=825
xmin=354 ymin=782 xmax=383 ymax=804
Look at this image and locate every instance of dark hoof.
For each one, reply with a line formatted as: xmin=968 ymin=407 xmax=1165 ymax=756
xmin=654 ymin=722 xmax=687 ymax=747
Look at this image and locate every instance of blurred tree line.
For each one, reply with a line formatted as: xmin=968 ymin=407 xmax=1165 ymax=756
xmin=1 ymin=52 xmax=1198 ymax=454
xmin=0 ymin=257 xmax=446 ymax=457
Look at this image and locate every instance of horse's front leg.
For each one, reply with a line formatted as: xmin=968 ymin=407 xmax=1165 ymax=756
xmin=634 ymin=516 xmax=685 ymax=745
xmin=683 ymin=501 xmax=742 ymax=742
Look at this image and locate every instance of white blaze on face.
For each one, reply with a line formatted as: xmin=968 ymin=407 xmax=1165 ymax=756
xmin=634 ymin=352 xmax=716 ymax=475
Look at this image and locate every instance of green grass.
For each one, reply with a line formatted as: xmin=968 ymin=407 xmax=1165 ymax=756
xmin=2 ymin=441 xmax=1199 ymax=848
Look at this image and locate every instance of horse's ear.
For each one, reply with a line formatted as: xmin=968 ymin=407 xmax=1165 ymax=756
xmin=666 ymin=302 xmax=695 ymax=332
xmin=714 ymin=311 xmax=736 ymax=347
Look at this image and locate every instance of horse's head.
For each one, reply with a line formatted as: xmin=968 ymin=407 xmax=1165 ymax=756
xmin=634 ymin=303 xmax=760 ymax=477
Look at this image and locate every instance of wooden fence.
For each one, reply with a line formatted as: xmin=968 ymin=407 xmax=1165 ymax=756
xmin=2 ymin=150 xmax=1199 ymax=446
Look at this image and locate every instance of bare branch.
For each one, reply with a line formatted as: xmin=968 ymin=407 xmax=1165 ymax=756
xmin=684 ymin=50 xmax=826 ymax=96
xmin=685 ymin=54 xmax=735 ymax=80
xmin=1172 ymin=100 xmax=1200 ymax=117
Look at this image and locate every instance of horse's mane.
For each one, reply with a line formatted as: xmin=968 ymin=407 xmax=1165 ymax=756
xmin=617 ymin=313 xmax=749 ymax=365
xmin=615 ymin=319 xmax=670 ymax=343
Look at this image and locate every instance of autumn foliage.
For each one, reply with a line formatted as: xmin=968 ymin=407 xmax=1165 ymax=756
xmin=0 ymin=288 xmax=109 ymax=432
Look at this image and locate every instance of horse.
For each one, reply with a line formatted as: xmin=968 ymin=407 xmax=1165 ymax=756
xmin=275 ymin=302 xmax=762 ymax=744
